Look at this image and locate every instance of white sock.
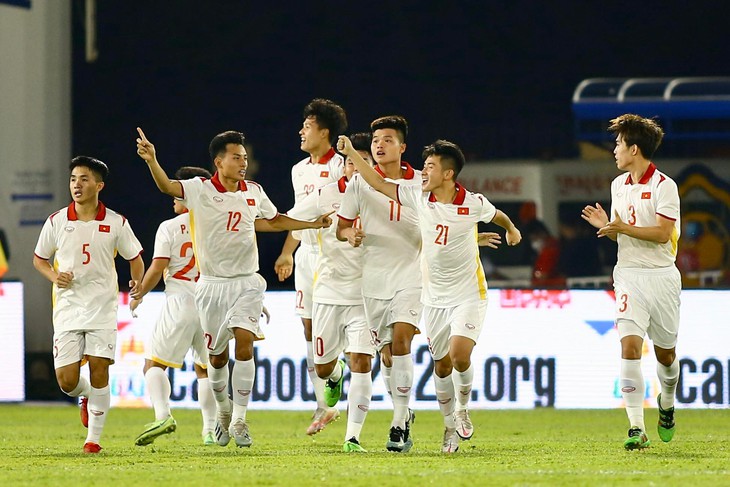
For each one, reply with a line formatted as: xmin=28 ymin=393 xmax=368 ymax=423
xmin=307 ymin=341 xmax=327 ymax=409
xmin=434 ymin=373 xmax=456 ymax=429
xmin=327 ymin=361 xmax=343 ymax=383
xmin=197 ymin=377 xmax=217 ymax=434
xmin=453 ymin=364 xmax=474 ymax=411
xmin=64 ymin=376 xmax=91 ymax=398
xmin=621 ymin=358 xmax=645 ymax=431
xmin=381 ymin=364 xmax=392 ymax=398
xmin=207 ymin=363 xmax=231 ymax=412
xmin=390 ymin=354 xmax=413 ymax=429
xmin=231 ymin=359 xmax=254 ymax=422
xmin=657 ymin=359 xmax=679 ymax=410
xmin=85 ymin=385 xmax=110 ymax=445
xmin=345 ymin=371 xmax=372 ymax=442
xmin=145 ymin=367 xmax=171 ymax=421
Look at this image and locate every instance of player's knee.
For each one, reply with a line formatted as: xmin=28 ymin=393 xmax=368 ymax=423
xmin=433 ymin=360 xmax=452 ymax=378
xmin=209 ymin=354 xmax=228 ymax=369
xmin=451 ymin=355 xmax=471 ymax=373
xmin=350 ymin=354 xmax=371 ymax=373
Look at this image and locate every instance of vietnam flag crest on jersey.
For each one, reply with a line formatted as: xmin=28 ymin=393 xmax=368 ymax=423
xmin=99 ymin=224 xmax=110 ymax=233
xmin=457 ymin=207 xmax=469 ymax=215
xmin=247 ymin=198 xmax=256 ymax=206
xmin=641 ymin=192 xmax=651 ymax=199
xmin=320 ymin=171 xmax=329 ymax=177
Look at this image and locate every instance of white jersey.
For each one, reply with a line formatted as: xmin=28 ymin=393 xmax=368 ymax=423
xmin=152 ymin=212 xmax=198 ymax=296
xmin=180 ymin=173 xmax=278 ymax=278
xmin=397 ymin=183 xmax=496 ymax=308
xmin=290 ymin=147 xmax=344 ymax=246
xmin=610 ymin=163 xmax=681 ymax=269
xmin=34 ymin=202 xmax=143 ymax=331
xmin=288 ymin=177 xmax=363 ymax=305
xmin=338 ymin=163 xmax=422 ymax=300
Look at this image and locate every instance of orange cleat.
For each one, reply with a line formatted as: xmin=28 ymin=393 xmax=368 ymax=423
xmin=83 ymin=442 xmax=102 ymax=454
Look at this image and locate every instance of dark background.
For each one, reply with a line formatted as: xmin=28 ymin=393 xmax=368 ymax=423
xmin=70 ymin=1 xmax=729 ymax=288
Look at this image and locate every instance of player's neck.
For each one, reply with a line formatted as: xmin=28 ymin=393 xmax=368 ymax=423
xmin=308 ymin=144 xmax=331 ymax=163
xmin=73 ymin=199 xmax=100 ymax=221
xmin=431 ymin=182 xmax=456 ymax=203
xmin=377 ymin=159 xmax=403 ymax=179
xmin=629 ymin=159 xmax=651 ymax=184
xmin=218 ymin=173 xmax=240 ymax=192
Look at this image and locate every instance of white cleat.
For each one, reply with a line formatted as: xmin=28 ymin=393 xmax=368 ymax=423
xmin=230 ymin=419 xmax=252 ymax=448
xmin=306 ymin=407 xmax=340 ymax=436
xmin=454 ymin=409 xmax=474 ymax=440
xmin=442 ymin=427 xmax=460 ymax=454
xmin=215 ymin=400 xmax=232 ymax=446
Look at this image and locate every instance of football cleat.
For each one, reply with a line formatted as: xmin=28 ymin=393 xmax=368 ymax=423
xmin=343 ymin=437 xmax=367 ymax=453
xmin=215 ymin=400 xmax=232 ymax=447
xmin=202 ymin=431 xmax=216 ymax=446
xmin=657 ymin=393 xmax=676 ymax=443
xmin=624 ymin=427 xmax=651 ymax=450
xmin=442 ymin=427 xmax=460 ymax=454
xmin=230 ymin=419 xmax=252 ymax=448
xmin=134 ymin=416 xmax=177 ymax=446
xmin=454 ymin=409 xmax=473 ymax=440
xmin=83 ymin=442 xmax=102 ymax=454
xmin=306 ymin=407 xmax=340 ymax=436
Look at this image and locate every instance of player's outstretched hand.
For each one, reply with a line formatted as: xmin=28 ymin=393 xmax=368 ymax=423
xmin=346 ymin=227 xmax=366 ymax=248
xmin=274 ymin=254 xmax=293 ymax=282
xmin=314 ymin=210 xmax=335 ymax=229
xmin=136 ymin=127 xmax=157 ymax=163
xmin=55 ymin=271 xmax=74 ymax=289
xmin=477 ymin=232 xmax=501 ymax=249
xmin=581 ymin=203 xmax=609 ymax=229
xmin=506 ymin=227 xmax=522 ymax=246
xmin=336 ymin=135 xmax=354 ymax=155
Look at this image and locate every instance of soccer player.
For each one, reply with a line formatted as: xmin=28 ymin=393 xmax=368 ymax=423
xmin=337 ymin=116 xmax=421 ymax=453
xmin=130 ymin=166 xmax=217 ymax=447
xmin=136 ymin=128 xmax=334 ymax=448
xmin=581 ymin=114 xmax=680 ymax=450
xmin=274 ymin=99 xmax=348 ymax=435
xmin=33 ymin=156 xmax=144 ymax=454
xmin=288 ymin=133 xmax=375 ymax=452
xmin=337 ymin=136 xmax=520 ymax=453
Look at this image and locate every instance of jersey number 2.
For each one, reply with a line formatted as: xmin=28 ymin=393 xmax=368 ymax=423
xmin=172 ymin=242 xmax=199 ymax=281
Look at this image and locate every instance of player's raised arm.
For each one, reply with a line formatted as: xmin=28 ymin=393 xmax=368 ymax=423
xmin=337 ymin=135 xmax=398 ymax=202
xmin=135 ymin=127 xmax=183 ymax=198
xmin=266 ymin=211 xmax=335 ymax=231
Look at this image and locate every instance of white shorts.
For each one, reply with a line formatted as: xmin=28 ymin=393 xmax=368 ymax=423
xmin=423 ymin=300 xmax=487 ymax=361
xmin=146 ymin=293 xmax=208 ymax=368
xmin=363 ymin=287 xmax=422 ymax=351
xmin=53 ymin=329 xmax=117 ymax=369
xmin=195 ymin=274 xmax=267 ymax=356
xmin=613 ymin=265 xmax=681 ymax=349
xmin=312 ymin=302 xmax=375 ymax=365
xmin=294 ymin=245 xmax=318 ymax=319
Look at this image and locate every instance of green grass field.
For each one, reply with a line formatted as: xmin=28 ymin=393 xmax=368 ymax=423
xmin=0 ymin=405 xmax=728 ymax=486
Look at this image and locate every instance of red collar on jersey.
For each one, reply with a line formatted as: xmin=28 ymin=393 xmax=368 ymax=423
xmin=211 ymin=172 xmax=248 ymax=192
xmin=428 ymin=182 xmax=467 ymax=205
xmin=309 ymin=147 xmax=336 ymax=165
xmin=67 ymin=201 xmax=107 ymax=221
xmin=337 ymin=176 xmax=348 ymax=193
xmin=625 ymin=162 xmax=657 ymax=185
xmin=374 ymin=161 xmax=416 ymax=180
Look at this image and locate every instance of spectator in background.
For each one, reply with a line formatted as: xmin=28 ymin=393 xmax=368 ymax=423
xmin=0 ymin=228 xmax=8 ymax=279
xmin=523 ymin=220 xmax=564 ymax=287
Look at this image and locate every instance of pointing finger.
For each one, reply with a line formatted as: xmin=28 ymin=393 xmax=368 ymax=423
xmin=137 ymin=127 xmax=149 ymax=142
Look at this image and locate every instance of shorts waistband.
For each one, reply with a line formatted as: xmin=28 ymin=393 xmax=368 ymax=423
xmin=614 ymin=264 xmax=678 ymax=275
xmin=198 ymin=273 xmax=256 ymax=284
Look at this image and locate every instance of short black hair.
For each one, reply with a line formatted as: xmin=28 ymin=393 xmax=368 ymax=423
xmin=422 ymin=139 xmax=465 ymax=178
xmin=69 ymin=156 xmax=109 ymax=182
xmin=371 ymin=115 xmax=408 ymax=143
xmin=608 ymin=114 xmax=664 ymax=159
xmin=175 ymin=166 xmax=212 ymax=180
xmin=349 ymin=132 xmax=372 ymax=155
xmin=303 ymin=99 xmax=348 ymax=145
xmin=208 ymin=131 xmax=245 ymax=162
